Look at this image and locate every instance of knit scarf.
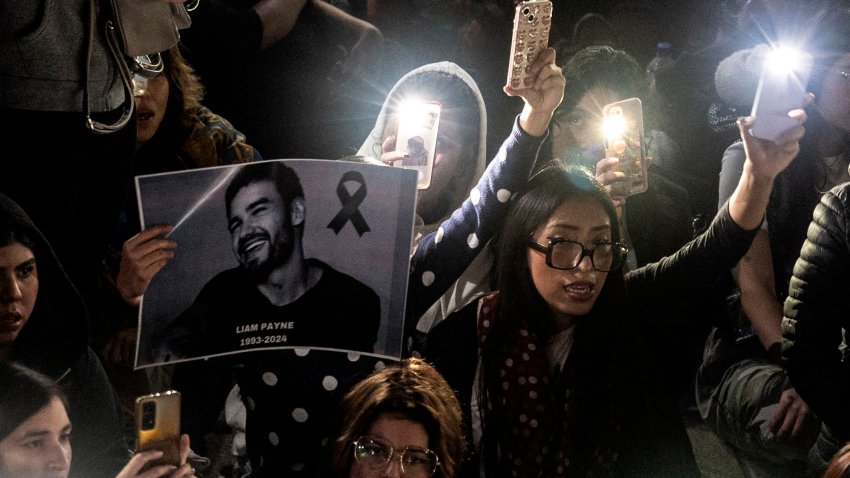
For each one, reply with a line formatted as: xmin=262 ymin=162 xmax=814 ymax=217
xmin=477 ymin=292 xmax=620 ymax=477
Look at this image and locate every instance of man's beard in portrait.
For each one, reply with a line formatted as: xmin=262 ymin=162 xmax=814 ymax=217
xmin=237 ymin=229 xmax=295 ymax=281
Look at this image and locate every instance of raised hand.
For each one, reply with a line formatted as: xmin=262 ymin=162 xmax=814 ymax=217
xmin=116 ymin=224 xmax=177 ymax=306
xmin=505 ymin=48 xmax=566 ymax=137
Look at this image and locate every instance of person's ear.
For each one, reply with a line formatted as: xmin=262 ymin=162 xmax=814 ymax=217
xmin=290 ymin=197 xmax=306 ymax=226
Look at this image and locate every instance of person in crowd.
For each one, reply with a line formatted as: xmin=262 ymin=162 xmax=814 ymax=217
xmin=422 ymin=98 xmax=806 ymax=475
xmin=356 ymin=60 xmax=491 ymax=341
xmin=782 ymin=48 xmax=850 ymax=470
xmin=549 ymin=44 xmax=693 ymax=269
xmin=698 ymin=3 xmax=850 ymax=476
xmin=823 ymin=443 xmax=850 ymax=478
xmin=329 ymin=358 xmax=465 ymax=478
xmin=98 ymin=46 xmax=261 ymax=368
xmin=0 ymin=193 xmax=129 ymax=478
xmin=170 ymin=48 xmax=564 ymax=478
xmin=0 ymin=361 xmax=195 ymax=478
xmin=0 ymin=0 xmax=185 ymax=328
xmin=545 ymin=44 xmax=708 ymax=399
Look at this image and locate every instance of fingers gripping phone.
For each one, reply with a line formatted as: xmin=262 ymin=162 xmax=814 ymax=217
xmin=602 ymin=98 xmax=649 ymax=197
xmin=507 ymin=0 xmax=553 ymax=89
xmin=750 ymin=48 xmax=813 ymax=142
xmin=394 ymin=100 xmax=441 ymax=189
xmin=135 ymin=390 xmax=181 ymax=471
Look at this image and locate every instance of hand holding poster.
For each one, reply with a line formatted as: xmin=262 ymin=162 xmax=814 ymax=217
xmin=134 ymin=159 xmax=417 ymax=368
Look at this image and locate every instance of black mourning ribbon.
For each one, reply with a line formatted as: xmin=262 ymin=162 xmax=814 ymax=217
xmin=327 ymin=170 xmax=370 ymax=236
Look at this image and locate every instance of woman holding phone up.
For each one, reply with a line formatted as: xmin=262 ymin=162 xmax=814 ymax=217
xmin=421 ymin=101 xmax=808 ymax=475
xmin=0 ymin=361 xmax=195 ymax=478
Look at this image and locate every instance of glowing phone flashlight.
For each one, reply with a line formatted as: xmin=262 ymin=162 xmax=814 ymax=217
xmin=394 ymin=99 xmax=441 ymax=189
xmin=602 ymin=112 xmax=626 ymax=142
xmin=764 ymin=45 xmax=807 ymax=76
xmin=750 ymin=44 xmax=813 ymax=141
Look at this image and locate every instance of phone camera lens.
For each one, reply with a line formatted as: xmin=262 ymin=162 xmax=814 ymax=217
xmin=522 ymin=7 xmax=530 ymax=15
xmin=141 ymin=402 xmax=156 ymax=430
xmin=527 ymin=14 xmax=536 ymax=22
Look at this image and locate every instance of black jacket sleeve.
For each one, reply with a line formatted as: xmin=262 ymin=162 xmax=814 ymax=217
xmin=625 ymin=202 xmax=758 ymax=308
xmin=65 ymin=348 xmax=131 ymax=478
xmin=783 ymin=184 xmax=850 ymax=442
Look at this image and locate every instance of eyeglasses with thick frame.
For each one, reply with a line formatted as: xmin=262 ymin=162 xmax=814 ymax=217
xmin=352 ymin=435 xmax=440 ymax=477
xmin=527 ymin=237 xmax=628 ymax=272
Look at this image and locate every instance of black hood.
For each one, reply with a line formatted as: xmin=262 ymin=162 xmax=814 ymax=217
xmin=0 ymin=193 xmax=89 ymax=376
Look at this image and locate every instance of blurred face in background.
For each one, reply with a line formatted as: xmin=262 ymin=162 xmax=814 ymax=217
xmin=135 ymin=73 xmax=170 ymax=149
xmin=551 ymin=86 xmax=621 ymax=168
xmin=383 ymin=108 xmax=473 ymax=223
xmin=817 ymin=52 xmax=850 ymax=133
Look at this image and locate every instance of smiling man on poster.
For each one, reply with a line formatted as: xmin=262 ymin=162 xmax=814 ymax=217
xmin=155 ymin=161 xmax=380 ymax=361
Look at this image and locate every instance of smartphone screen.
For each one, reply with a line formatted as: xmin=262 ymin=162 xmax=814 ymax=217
xmin=394 ymin=100 xmax=441 ymax=190
xmin=135 ymin=391 xmax=181 ymax=471
xmin=750 ymin=49 xmax=813 ymax=141
xmin=602 ymin=98 xmax=648 ymax=197
xmin=507 ymin=0 xmax=553 ymax=89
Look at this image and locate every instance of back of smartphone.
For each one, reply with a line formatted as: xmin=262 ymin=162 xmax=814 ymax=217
xmin=603 ymin=98 xmax=648 ymax=197
xmin=750 ymin=50 xmax=813 ymax=141
xmin=394 ymin=100 xmax=441 ymax=189
xmin=506 ymin=0 xmax=553 ymax=89
xmin=135 ymin=391 xmax=181 ymax=471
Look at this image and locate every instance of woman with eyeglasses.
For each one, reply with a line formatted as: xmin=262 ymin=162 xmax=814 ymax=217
xmin=329 ymin=358 xmax=465 ymax=478
xmin=421 ymin=101 xmax=808 ymax=475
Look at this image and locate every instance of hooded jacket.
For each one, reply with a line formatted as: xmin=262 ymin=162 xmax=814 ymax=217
xmin=357 ymin=62 xmax=493 ymax=336
xmin=358 ymin=61 xmax=488 ymax=238
xmin=0 ymin=193 xmax=129 ymax=478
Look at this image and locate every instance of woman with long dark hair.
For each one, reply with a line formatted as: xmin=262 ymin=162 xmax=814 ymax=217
xmin=424 ymin=101 xmax=807 ymax=476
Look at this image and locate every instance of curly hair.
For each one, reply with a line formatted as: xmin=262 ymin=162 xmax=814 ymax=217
xmin=148 ymin=46 xmax=206 ymax=147
xmin=330 ymin=358 xmax=465 ymax=478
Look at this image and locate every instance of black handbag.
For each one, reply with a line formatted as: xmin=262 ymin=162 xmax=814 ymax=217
xmin=84 ymin=0 xmax=193 ymax=134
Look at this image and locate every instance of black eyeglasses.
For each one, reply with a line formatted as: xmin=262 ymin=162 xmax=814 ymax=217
xmin=352 ymin=436 xmax=440 ymax=477
xmin=528 ymin=237 xmax=628 ymax=272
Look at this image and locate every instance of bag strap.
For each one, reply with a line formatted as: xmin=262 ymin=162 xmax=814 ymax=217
xmin=84 ymin=0 xmax=134 ymax=134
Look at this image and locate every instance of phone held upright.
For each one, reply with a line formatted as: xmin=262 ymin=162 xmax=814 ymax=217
xmin=135 ymin=390 xmax=182 ymax=471
xmin=603 ymin=98 xmax=649 ymax=198
xmin=507 ymin=0 xmax=553 ymax=89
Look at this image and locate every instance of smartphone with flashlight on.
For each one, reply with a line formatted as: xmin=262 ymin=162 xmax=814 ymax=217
xmin=394 ymin=100 xmax=441 ymax=189
xmin=506 ymin=0 xmax=553 ymax=89
xmin=602 ymin=97 xmax=649 ymax=198
xmin=135 ymin=390 xmax=181 ymax=472
xmin=750 ymin=46 xmax=813 ymax=142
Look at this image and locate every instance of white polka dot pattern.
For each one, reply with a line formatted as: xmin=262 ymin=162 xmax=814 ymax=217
xmin=262 ymin=372 xmax=278 ymax=386
xmin=497 ymin=189 xmax=511 ymax=203
xmin=292 ymin=408 xmax=309 ymax=423
xmin=422 ymin=271 xmax=435 ymax=286
xmin=322 ymin=376 xmax=338 ymax=391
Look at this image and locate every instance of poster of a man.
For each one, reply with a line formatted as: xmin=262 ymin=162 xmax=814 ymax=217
xmin=134 ymin=159 xmax=416 ymax=367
